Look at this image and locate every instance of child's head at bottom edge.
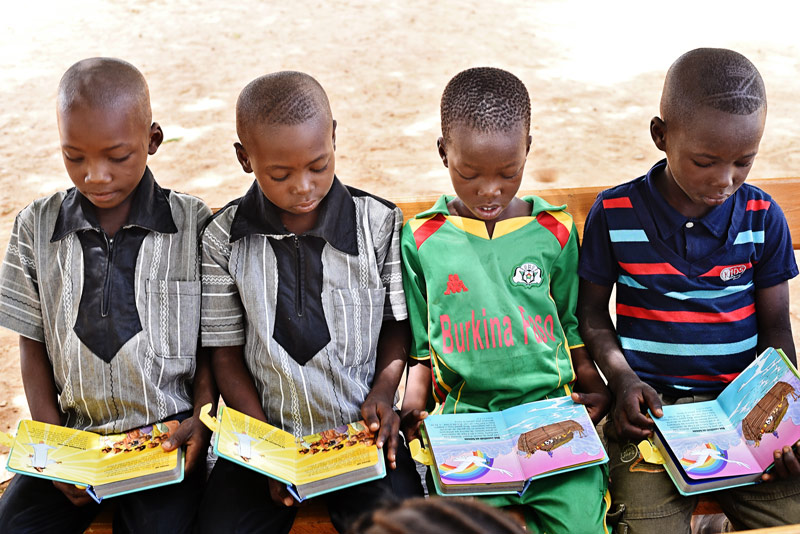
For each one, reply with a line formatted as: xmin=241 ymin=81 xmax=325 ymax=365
xmin=56 ymin=57 xmax=163 ymax=226
xmin=650 ymin=48 xmax=767 ymax=218
xmin=348 ymin=497 xmax=527 ymax=534
xmin=234 ymin=71 xmax=336 ymax=235
xmin=438 ymin=67 xmax=533 ymax=235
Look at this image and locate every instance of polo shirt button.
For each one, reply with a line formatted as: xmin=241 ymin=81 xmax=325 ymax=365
xmin=685 ymin=221 xmax=694 ymax=228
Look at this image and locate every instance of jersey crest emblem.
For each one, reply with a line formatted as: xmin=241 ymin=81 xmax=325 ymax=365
xmin=511 ymin=262 xmax=543 ymax=288
xmin=720 ymin=264 xmax=747 ymax=281
xmin=444 ymin=274 xmax=469 ymax=295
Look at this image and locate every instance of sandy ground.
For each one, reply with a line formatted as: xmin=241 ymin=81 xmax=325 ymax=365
xmin=2 ymin=1 xmax=800 ymax=471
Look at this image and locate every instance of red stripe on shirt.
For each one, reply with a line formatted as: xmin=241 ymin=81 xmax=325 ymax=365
xmin=617 ymin=303 xmax=756 ymax=323
xmin=618 ymin=262 xmax=684 ymax=275
xmin=413 ymin=214 xmax=447 ymax=249
xmin=602 ymin=197 xmax=633 ymax=209
xmin=746 ymin=199 xmax=771 ymax=211
xmin=670 ymin=372 xmax=741 ymax=383
xmin=700 ymin=263 xmax=753 ymax=277
xmin=537 ymin=211 xmax=570 ymax=249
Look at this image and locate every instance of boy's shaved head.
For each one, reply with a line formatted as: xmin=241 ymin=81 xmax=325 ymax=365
xmin=441 ymin=67 xmax=531 ymax=143
xmin=661 ymin=48 xmax=766 ymax=124
xmin=236 ymin=71 xmax=332 ymax=143
xmin=57 ymin=57 xmax=151 ymax=125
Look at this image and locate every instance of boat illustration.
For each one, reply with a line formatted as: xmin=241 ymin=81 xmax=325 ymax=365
xmin=517 ymin=420 xmax=584 ymax=457
xmin=742 ymin=381 xmax=799 ymax=446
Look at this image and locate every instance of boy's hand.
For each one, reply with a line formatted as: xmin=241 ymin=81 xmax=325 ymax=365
xmin=571 ymin=390 xmax=611 ymax=425
xmin=53 ymin=481 xmax=95 ymax=506
xmin=162 ymin=415 xmax=211 ymax=475
xmin=361 ymin=393 xmax=400 ymax=470
xmin=761 ymin=442 xmax=800 ymax=482
xmin=400 ymin=408 xmax=428 ymax=443
xmin=268 ymin=477 xmax=298 ymax=507
xmin=611 ymin=374 xmax=663 ymax=440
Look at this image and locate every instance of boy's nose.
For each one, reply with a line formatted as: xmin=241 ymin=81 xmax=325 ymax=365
xmin=292 ymin=173 xmax=314 ymax=195
xmin=85 ymin=164 xmax=112 ymax=184
xmin=713 ymin=166 xmax=736 ymax=190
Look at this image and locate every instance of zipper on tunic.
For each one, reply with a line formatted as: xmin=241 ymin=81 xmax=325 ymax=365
xmin=293 ymin=236 xmax=304 ymax=317
xmin=101 ymin=233 xmax=115 ymax=317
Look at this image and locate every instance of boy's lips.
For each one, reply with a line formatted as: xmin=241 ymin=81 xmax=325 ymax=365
xmin=87 ymin=190 xmax=117 ymax=203
xmin=294 ymin=198 xmax=320 ymax=212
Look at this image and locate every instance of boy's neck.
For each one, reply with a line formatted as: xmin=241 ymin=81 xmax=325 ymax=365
xmin=94 ymin=195 xmax=134 ymax=238
xmin=653 ymin=167 xmax=715 ymax=219
xmin=280 ymin=209 xmax=320 ymax=236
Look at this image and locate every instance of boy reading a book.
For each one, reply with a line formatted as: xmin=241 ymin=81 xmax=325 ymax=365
xmin=400 ymin=67 xmax=611 ymax=534
xmin=578 ymin=48 xmax=800 ymax=533
xmin=196 ymin=71 xmax=423 ymax=533
xmin=0 ymin=58 xmax=213 ymax=533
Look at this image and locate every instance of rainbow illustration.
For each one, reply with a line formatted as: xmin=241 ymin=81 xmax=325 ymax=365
xmin=678 ymin=443 xmax=729 ymax=476
xmin=439 ymin=450 xmax=493 ymax=481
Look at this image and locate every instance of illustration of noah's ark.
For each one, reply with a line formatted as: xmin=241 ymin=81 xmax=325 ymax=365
xmin=742 ymin=381 xmax=799 ymax=446
xmin=517 ymin=420 xmax=584 ymax=457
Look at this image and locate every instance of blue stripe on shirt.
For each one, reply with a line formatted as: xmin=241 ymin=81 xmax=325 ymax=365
xmin=609 ymin=229 xmax=649 ymax=242
xmin=734 ymin=230 xmax=765 ymax=245
xmin=620 ymin=333 xmax=758 ymax=356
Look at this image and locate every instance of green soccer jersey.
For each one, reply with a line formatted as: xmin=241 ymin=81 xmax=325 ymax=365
xmin=401 ymin=194 xmax=584 ymax=415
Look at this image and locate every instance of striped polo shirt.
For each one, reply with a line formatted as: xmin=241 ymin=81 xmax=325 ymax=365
xmin=580 ymin=160 xmax=798 ymax=395
xmin=200 ymin=177 xmax=406 ymax=438
xmin=0 ymin=169 xmax=211 ymax=433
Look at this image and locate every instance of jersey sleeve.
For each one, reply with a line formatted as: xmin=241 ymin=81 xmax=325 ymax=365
xmin=400 ymin=220 xmax=431 ymax=363
xmin=753 ymin=198 xmax=798 ymax=288
xmin=578 ymin=194 xmax=619 ymax=287
xmin=548 ymin=213 xmax=584 ymax=349
xmin=200 ymin=209 xmax=246 ymax=347
xmin=0 ymin=208 xmax=44 ymax=341
xmin=374 ymin=206 xmax=408 ymax=322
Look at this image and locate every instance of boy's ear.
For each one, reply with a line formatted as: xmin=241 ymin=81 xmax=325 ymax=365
xmin=437 ymin=137 xmax=448 ymax=168
xmin=650 ymin=116 xmax=667 ymax=152
xmin=331 ymin=119 xmax=337 ymax=151
xmin=234 ymin=142 xmax=253 ymax=173
xmin=148 ymin=123 xmax=164 ymax=155
xmin=525 ymin=135 xmax=532 ymax=155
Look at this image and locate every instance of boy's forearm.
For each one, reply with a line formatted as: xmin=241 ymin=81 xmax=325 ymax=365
xmin=211 ymin=345 xmax=267 ymax=421
xmin=577 ymin=279 xmax=640 ymax=391
xmin=19 ymin=336 xmax=62 ymax=425
xmin=399 ymin=361 xmax=431 ymax=417
xmin=571 ymin=346 xmax=608 ymax=393
xmin=192 ymin=346 xmax=218 ymax=416
xmin=368 ymin=319 xmax=410 ymax=403
xmin=755 ymin=282 xmax=797 ymax=365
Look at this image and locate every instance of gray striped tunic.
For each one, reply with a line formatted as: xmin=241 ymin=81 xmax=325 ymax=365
xmin=201 ymin=179 xmax=406 ymax=438
xmin=0 ymin=176 xmax=211 ymax=433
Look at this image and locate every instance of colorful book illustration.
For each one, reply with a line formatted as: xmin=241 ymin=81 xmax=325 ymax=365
xmin=200 ymin=404 xmax=385 ymax=501
xmin=652 ymin=347 xmax=800 ymax=495
xmin=420 ymin=397 xmax=608 ymax=496
xmin=2 ymin=419 xmax=183 ymax=501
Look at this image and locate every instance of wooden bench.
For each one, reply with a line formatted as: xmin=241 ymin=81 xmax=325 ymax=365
xmin=81 ymin=177 xmax=800 ymax=533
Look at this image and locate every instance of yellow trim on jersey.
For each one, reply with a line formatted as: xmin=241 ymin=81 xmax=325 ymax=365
xmin=491 ymin=217 xmax=536 ymax=238
xmin=546 ymin=208 xmax=575 ymax=231
xmin=407 ymin=216 xmax=434 ymax=233
xmin=444 ymin=216 xmax=489 ymax=239
xmin=452 ymin=382 xmax=466 ymax=414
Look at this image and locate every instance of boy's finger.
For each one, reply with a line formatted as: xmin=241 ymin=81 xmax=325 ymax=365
xmin=362 ymin=402 xmax=380 ymax=432
xmin=162 ymin=419 xmax=192 ymax=451
xmin=642 ymin=388 xmax=663 ymax=418
xmin=781 ymin=446 xmax=800 ymax=477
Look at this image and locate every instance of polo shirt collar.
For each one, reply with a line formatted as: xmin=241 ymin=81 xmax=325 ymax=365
xmin=229 ymin=176 xmax=358 ymax=255
xmin=51 ymin=167 xmax=177 ymax=241
xmin=644 ymin=159 xmax=731 ymax=240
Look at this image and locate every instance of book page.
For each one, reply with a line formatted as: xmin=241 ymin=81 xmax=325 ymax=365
xmin=424 ymin=411 xmax=525 ymax=484
xmin=215 ymin=407 xmax=301 ymax=484
xmin=294 ymin=421 xmax=380 ymax=485
xmin=501 ymin=397 xmax=607 ymax=480
xmin=92 ymin=421 xmax=180 ymax=485
xmin=6 ymin=420 xmax=99 ymax=485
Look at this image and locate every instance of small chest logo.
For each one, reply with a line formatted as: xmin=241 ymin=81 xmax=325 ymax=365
xmin=720 ymin=264 xmax=747 ymax=282
xmin=511 ymin=262 xmax=543 ymax=288
xmin=444 ymin=274 xmax=469 ymax=295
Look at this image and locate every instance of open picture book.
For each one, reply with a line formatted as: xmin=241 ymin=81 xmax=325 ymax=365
xmin=200 ymin=404 xmax=385 ymax=501
xmin=1 ymin=419 xmax=183 ymax=502
xmin=418 ymin=396 xmax=608 ymax=496
xmin=652 ymin=347 xmax=800 ymax=495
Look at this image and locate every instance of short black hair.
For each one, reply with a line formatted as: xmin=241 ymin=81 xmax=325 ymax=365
xmin=440 ymin=67 xmax=531 ymax=143
xmin=661 ymin=48 xmax=766 ymax=124
xmin=236 ymin=71 xmax=332 ymax=143
xmin=57 ymin=57 xmax=151 ymax=125
xmin=349 ymin=497 xmax=527 ymax=534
